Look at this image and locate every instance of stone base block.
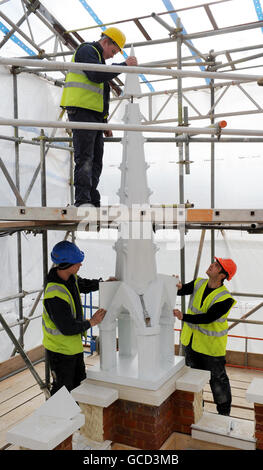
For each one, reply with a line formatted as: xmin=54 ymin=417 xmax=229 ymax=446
xmin=192 ymin=412 xmax=256 ymax=450
xmin=80 ymin=389 xmax=202 ymax=450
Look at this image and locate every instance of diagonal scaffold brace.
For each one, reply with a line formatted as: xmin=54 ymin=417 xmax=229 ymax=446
xmin=0 ymin=313 xmax=50 ymax=399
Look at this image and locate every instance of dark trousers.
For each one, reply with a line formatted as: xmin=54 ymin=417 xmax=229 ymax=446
xmin=68 ymin=108 xmax=104 ymax=207
xmin=46 ymin=349 xmax=86 ymax=396
xmin=185 ymin=342 xmax=232 ymax=415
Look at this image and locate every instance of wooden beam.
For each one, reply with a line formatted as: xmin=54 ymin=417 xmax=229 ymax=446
xmin=204 ymin=4 xmax=218 ymax=30
xmin=134 ymin=18 xmax=152 ymax=41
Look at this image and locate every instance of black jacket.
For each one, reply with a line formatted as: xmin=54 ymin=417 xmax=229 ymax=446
xmin=177 ymin=279 xmax=234 ymax=324
xmin=69 ymin=41 xmax=127 ymax=120
xmin=44 ymin=268 xmax=100 ymax=336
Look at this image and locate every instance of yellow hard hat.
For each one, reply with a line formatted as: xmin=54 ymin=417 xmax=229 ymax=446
xmin=103 ymin=27 xmax=126 ymax=52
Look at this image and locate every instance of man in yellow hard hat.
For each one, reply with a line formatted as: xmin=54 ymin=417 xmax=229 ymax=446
xmin=61 ymin=27 xmax=138 ymax=208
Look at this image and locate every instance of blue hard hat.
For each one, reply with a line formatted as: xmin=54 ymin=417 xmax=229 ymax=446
xmin=51 ymin=241 xmax=84 ymax=265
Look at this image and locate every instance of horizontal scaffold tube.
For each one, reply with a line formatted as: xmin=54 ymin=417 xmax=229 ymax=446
xmin=2 ymin=117 xmax=263 ymax=137
xmin=0 ymin=56 xmax=262 ymax=82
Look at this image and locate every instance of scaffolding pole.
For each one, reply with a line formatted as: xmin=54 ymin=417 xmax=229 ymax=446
xmin=0 ymin=313 xmax=50 ymax=398
xmin=1 ymin=56 xmax=263 ymax=82
xmin=0 ymin=12 xmax=263 ymax=377
xmin=3 ymin=117 xmax=263 ymax=138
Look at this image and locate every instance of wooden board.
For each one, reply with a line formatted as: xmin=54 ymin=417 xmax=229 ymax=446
xmin=0 ymin=361 xmax=46 ymax=449
xmin=160 ymin=431 xmax=237 ymax=451
xmin=112 ymin=432 xmax=237 ymax=451
xmin=0 ymin=345 xmax=45 ymax=379
xmin=202 ymin=366 xmax=262 ymax=422
xmin=1 ymin=355 xmax=262 ymax=450
xmin=0 ymin=362 xmax=45 ymax=400
xmin=204 ymin=402 xmax=254 ymax=420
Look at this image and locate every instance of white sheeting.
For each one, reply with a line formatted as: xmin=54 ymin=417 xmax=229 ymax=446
xmin=0 ymin=58 xmax=263 ymax=361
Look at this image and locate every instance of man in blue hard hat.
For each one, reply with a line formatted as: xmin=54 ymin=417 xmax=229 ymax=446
xmin=42 ymin=240 xmax=115 ymax=395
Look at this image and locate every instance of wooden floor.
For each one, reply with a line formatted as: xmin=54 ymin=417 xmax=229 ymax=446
xmin=1 ymin=353 xmax=263 ymax=451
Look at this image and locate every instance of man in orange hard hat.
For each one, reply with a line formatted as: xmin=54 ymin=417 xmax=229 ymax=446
xmin=61 ymin=27 xmax=138 ymax=208
xmin=173 ymin=257 xmax=237 ymax=416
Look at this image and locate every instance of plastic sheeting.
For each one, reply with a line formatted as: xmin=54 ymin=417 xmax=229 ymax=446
xmin=0 ymin=51 xmax=263 ymax=361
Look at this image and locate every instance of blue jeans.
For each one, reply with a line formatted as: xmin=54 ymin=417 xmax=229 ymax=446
xmin=68 ymin=108 xmax=104 ymax=207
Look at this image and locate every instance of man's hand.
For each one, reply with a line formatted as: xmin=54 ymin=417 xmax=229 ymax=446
xmin=125 ymin=56 xmax=138 ymax=66
xmin=172 ymin=275 xmax=182 ymax=290
xmin=89 ymin=308 xmax=106 ymax=327
xmin=104 ymin=130 xmax=113 ymax=137
xmin=173 ymin=309 xmax=183 ymax=320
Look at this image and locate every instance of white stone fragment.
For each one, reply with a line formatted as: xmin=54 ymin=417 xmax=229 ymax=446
xmin=246 ymin=377 xmax=263 ymax=404
xmin=71 ymin=381 xmax=118 ymax=407
xmin=6 ymin=386 xmax=84 ymax=450
xmin=192 ymin=412 xmax=256 ymax=450
xmin=176 ymin=367 xmax=210 ymax=393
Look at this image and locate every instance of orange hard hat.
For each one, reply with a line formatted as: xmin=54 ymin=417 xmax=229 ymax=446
xmin=214 ymin=257 xmax=237 ymax=281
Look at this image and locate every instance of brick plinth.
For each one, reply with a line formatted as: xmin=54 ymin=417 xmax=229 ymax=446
xmin=254 ymin=404 xmax=263 ymax=450
xmin=102 ymin=389 xmax=201 ymax=450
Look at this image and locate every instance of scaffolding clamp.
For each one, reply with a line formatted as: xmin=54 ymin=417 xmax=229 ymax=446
xmin=36 ymin=49 xmax=46 ymax=59
xmin=209 ymin=120 xmax=227 ymax=141
xmin=169 ymin=27 xmax=183 ymax=39
xmin=215 ymin=122 xmax=223 ymax=140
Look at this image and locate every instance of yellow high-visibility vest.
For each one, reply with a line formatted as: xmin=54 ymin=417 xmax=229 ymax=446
xmin=60 ymin=44 xmax=104 ymax=112
xmin=180 ymin=277 xmax=236 ymax=356
xmin=42 ymin=275 xmax=86 ymax=355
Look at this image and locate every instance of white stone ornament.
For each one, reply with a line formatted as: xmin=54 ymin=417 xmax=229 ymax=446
xmin=86 ymin=49 xmax=184 ymax=389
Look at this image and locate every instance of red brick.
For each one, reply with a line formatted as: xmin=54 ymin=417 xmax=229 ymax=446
xmin=115 ymin=434 xmax=138 ymax=448
xmin=255 ymin=414 xmax=263 ymax=425
xmin=135 ymin=440 xmax=147 ymax=450
xmin=181 ymin=407 xmax=194 ymax=418
xmin=133 ymin=413 xmax=158 ymax=424
xmin=174 ymin=399 xmax=194 ymax=410
xmin=142 ymin=422 xmax=155 ymax=433
xmin=114 ymin=413 xmax=123 ymax=425
xmin=174 ymin=390 xmax=194 ymax=401
xmin=102 ymin=390 xmax=197 ymax=449
xmin=131 ymin=429 xmax=150 ymax=441
xmin=123 ymin=418 xmax=140 ymax=429
xmin=174 ymin=415 xmax=194 ymax=427
xmin=174 ymin=423 xmax=184 ymax=433
xmin=255 ymin=430 xmax=263 ymax=441
xmin=115 ymin=424 xmax=131 ymax=437
xmin=256 ymin=441 xmax=263 ymax=450
xmin=54 ymin=435 xmax=72 ymax=450
xmin=181 ymin=425 xmax=191 ymax=435
xmin=255 ymin=405 xmax=263 ymax=415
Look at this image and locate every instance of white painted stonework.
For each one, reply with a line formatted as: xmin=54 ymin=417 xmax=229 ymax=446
xmin=246 ymin=377 xmax=263 ymax=404
xmin=86 ymin=48 xmax=185 ymax=389
xmin=6 ymin=386 xmax=84 ymax=450
xmin=192 ymin=412 xmax=256 ymax=450
xmin=176 ymin=367 xmax=210 ymax=393
xmin=71 ymin=382 xmax=118 ymax=407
